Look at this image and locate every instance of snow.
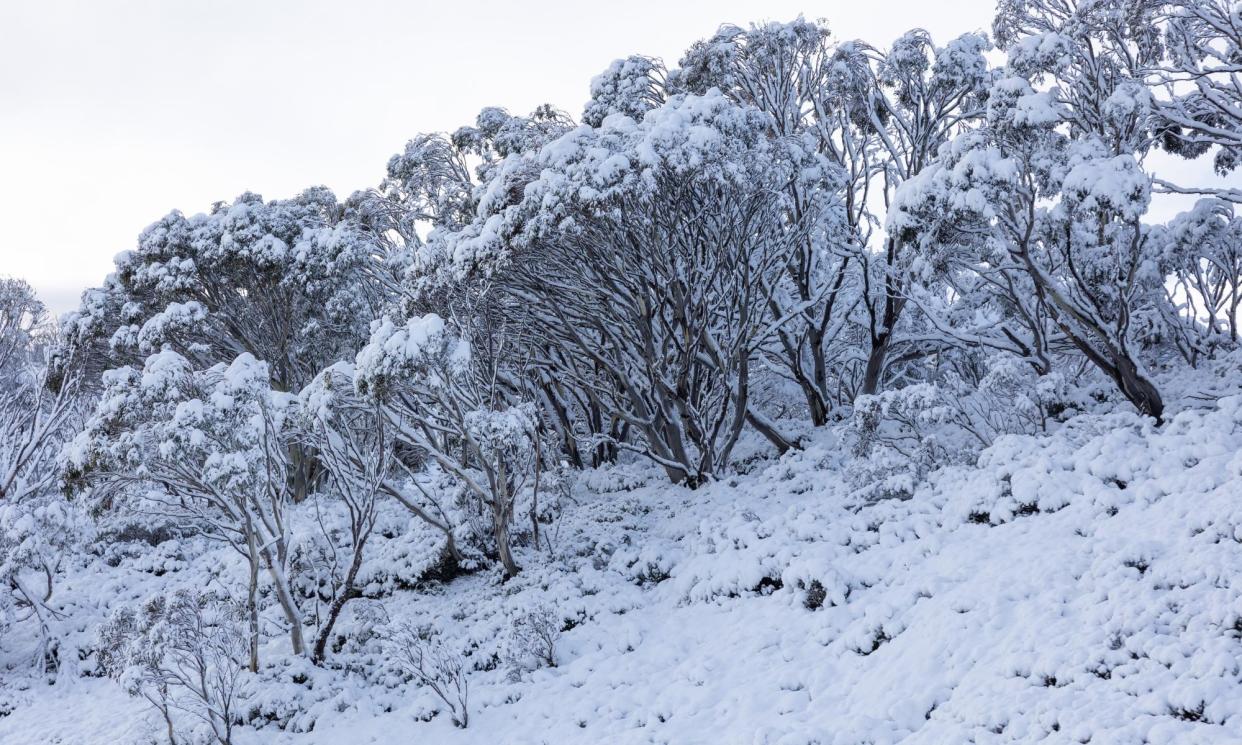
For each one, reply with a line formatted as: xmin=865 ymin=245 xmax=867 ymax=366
xmin=8 ymin=8 xmax=1242 ymax=744
xmin=1061 ymin=154 xmax=1151 ymax=222
xmin=354 ymin=313 xmax=470 ymax=395
xmin=1006 ymin=32 xmax=1073 ymax=77
xmin=9 ymin=391 xmax=1242 ymax=743
xmin=0 ymin=679 xmax=152 ymax=745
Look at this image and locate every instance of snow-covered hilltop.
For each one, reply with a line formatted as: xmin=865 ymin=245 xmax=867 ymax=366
xmin=4 ymin=1 xmax=1242 ymax=743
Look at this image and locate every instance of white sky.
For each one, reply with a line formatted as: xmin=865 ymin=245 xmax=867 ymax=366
xmin=0 ymin=0 xmax=1221 ymax=315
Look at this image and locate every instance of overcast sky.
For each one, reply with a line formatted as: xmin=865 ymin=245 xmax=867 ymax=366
xmin=0 ymin=0 xmax=1219 ymax=315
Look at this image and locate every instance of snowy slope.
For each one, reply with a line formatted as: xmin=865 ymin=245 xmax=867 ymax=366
xmin=4 ymin=397 xmax=1242 ymax=744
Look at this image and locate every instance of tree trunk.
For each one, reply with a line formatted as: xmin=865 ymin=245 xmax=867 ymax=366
xmin=161 ymin=701 xmax=177 ymax=745
xmin=261 ymin=546 xmax=306 ymax=656
xmin=311 ymin=545 xmax=365 ymax=663
xmin=744 ymin=406 xmax=796 ymax=455
xmin=1112 ymin=355 xmax=1164 ymax=424
xmin=860 ymin=332 xmax=890 ymax=397
xmin=493 ymin=500 xmax=519 ymax=578
xmin=245 ymin=535 xmax=260 ymax=673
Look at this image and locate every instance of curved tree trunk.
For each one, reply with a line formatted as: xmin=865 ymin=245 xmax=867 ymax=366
xmin=311 ymin=546 xmax=365 ymax=663
xmin=1112 ymin=355 xmax=1164 ymax=424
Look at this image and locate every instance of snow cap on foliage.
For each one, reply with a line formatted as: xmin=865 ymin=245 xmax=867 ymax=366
xmin=1005 ymin=31 xmax=1073 ymax=77
xmin=354 ymin=314 xmax=470 ymax=398
xmin=1061 ymin=153 xmax=1151 ymax=222
xmin=583 ymin=55 xmax=666 ymax=127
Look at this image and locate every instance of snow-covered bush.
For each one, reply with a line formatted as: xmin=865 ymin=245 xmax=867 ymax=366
xmin=97 ymin=590 xmax=249 ymax=745
xmin=0 ymin=495 xmax=91 ymax=673
xmin=502 ymin=603 xmax=560 ymax=678
xmin=386 ymin=623 xmax=470 ymax=728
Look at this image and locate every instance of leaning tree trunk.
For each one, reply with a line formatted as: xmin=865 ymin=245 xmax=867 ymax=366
xmin=261 ymin=544 xmax=306 ymax=656
xmin=312 ymin=542 xmax=365 ymax=663
xmin=1111 ymin=354 xmax=1164 ymax=424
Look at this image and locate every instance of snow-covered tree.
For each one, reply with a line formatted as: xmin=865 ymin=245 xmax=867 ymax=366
xmin=582 ymin=55 xmax=668 ymax=127
xmin=354 ymin=105 xmax=575 ymax=262
xmin=417 ymin=91 xmax=820 ymax=483
xmin=672 ymin=20 xmax=859 ymax=423
xmin=889 ymin=2 xmax=1172 ymax=421
xmin=63 ymin=188 xmax=389 ymax=394
xmin=1153 ymin=0 xmax=1242 ymax=196
xmin=355 ymin=314 xmax=541 ymax=577
xmin=0 ymin=279 xmax=89 ymax=668
xmin=674 ymin=20 xmax=994 ymax=410
xmin=1155 ymin=198 xmax=1242 ymax=363
xmin=293 ymin=363 xmax=385 ymax=662
xmin=0 ymin=279 xmax=83 ymax=504
xmin=68 ymin=352 xmax=305 ymax=666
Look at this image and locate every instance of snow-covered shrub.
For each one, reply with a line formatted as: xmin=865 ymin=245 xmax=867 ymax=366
xmin=386 ymin=623 xmax=470 ymax=728
xmin=847 ymin=355 xmax=1075 ymax=500
xmin=502 ymin=603 xmax=560 ymax=678
xmin=96 ymin=590 xmax=249 ymax=745
xmin=0 ymin=495 xmax=91 ymax=673
xmin=848 ymin=384 xmax=963 ymax=500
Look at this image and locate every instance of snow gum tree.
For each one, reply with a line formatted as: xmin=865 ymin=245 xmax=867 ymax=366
xmin=673 ymin=20 xmax=994 ymax=406
xmin=0 ymin=278 xmax=89 ymax=669
xmin=63 ymin=188 xmax=388 ymax=393
xmin=1152 ymin=0 xmax=1242 ymax=195
xmin=67 ymin=352 xmax=306 ymax=667
xmin=418 ymin=91 xmax=821 ymax=484
xmin=354 ymin=314 xmax=540 ymax=577
xmin=890 ymin=0 xmax=1172 ymax=421
xmin=1155 ymin=198 xmax=1242 ymax=362
xmin=294 ymin=363 xmax=386 ymax=662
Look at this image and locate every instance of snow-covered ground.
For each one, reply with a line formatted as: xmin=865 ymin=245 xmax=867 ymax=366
xmin=5 ymin=395 xmax=1242 ymax=744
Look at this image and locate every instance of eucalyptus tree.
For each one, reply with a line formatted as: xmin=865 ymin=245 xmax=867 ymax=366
xmin=413 ymin=91 xmax=819 ymax=484
xmin=888 ymin=0 xmax=1174 ymax=422
xmin=354 ymin=314 xmax=540 ymax=577
xmin=1153 ymin=0 xmax=1242 ymax=198
xmin=68 ymin=352 xmax=306 ymax=667
xmin=673 ymin=20 xmax=994 ymax=407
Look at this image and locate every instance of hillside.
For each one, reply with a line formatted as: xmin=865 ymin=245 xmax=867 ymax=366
xmin=4 ymin=391 xmax=1242 ymax=744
